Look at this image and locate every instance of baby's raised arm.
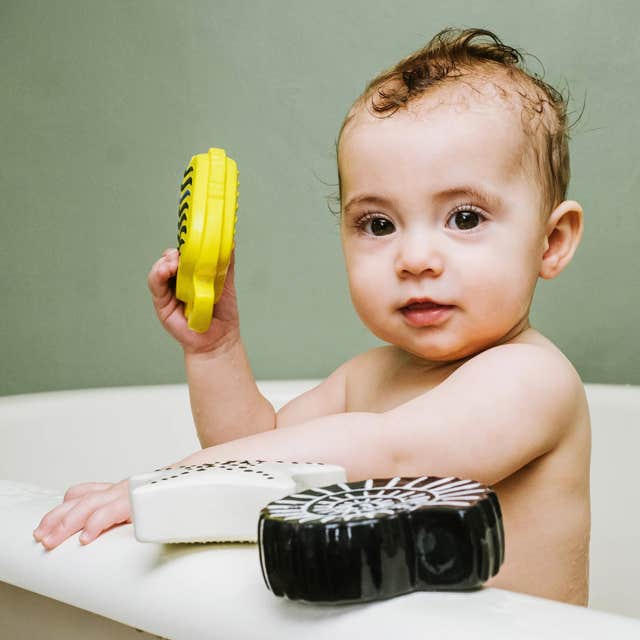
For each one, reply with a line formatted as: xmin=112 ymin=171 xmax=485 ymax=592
xmin=148 ymin=248 xmax=275 ymax=446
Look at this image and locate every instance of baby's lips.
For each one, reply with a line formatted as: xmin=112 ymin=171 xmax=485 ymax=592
xmin=399 ymin=298 xmax=454 ymax=311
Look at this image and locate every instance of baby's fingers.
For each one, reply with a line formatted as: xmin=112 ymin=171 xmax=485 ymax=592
xmin=80 ymin=496 xmax=132 ymax=545
xmin=33 ymin=499 xmax=79 ymax=542
xmin=64 ymin=482 xmax=113 ymax=502
xmin=148 ymin=249 xmax=179 ymax=300
xmin=39 ymin=492 xmax=115 ymax=550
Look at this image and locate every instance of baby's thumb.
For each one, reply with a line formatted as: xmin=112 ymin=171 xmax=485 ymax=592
xmin=148 ymin=253 xmax=177 ymax=300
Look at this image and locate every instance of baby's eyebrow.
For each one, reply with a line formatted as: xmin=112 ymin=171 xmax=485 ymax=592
xmin=344 ymin=185 xmax=503 ymax=214
xmin=433 ymin=185 xmax=504 ymax=210
xmin=343 ymin=194 xmax=394 ymax=214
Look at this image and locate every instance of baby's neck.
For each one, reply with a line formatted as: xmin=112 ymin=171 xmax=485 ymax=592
xmin=397 ymin=317 xmax=533 ymax=373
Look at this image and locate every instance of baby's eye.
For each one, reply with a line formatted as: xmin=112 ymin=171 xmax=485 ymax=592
xmin=446 ymin=207 xmax=486 ymax=231
xmin=357 ymin=215 xmax=395 ymax=236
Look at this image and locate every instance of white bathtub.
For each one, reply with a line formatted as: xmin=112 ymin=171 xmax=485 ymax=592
xmin=1 ymin=381 xmax=639 ymax=639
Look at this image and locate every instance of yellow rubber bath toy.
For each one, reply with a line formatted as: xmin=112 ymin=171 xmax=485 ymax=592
xmin=176 ymin=148 xmax=238 ymax=332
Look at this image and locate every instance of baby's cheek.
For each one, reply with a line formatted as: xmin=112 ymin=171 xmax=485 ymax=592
xmin=348 ymin=278 xmax=392 ymax=335
xmin=351 ymin=288 xmax=379 ymax=327
xmin=468 ymin=260 xmax=533 ymax=328
xmin=346 ymin=267 xmax=375 ymax=308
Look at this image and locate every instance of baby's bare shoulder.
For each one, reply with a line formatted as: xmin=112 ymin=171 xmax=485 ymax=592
xmin=495 ymin=328 xmax=585 ymax=397
xmin=465 ymin=331 xmax=586 ymax=425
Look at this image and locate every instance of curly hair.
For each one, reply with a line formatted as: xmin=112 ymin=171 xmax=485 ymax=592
xmin=335 ymin=27 xmax=581 ymax=218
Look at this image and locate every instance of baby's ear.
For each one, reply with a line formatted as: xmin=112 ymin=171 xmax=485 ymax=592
xmin=539 ymin=200 xmax=584 ymax=280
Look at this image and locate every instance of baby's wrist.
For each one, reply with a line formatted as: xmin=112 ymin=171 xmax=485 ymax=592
xmin=182 ymin=332 xmax=242 ymax=359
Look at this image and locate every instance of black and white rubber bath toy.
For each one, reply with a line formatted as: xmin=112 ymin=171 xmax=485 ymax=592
xmin=258 ymin=476 xmax=504 ymax=603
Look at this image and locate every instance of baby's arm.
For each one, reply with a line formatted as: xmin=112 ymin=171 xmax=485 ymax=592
xmin=184 ymin=342 xmax=275 ymax=446
xmin=34 ymin=343 xmax=579 ymax=549
xmin=148 ymin=248 xmax=275 ymax=447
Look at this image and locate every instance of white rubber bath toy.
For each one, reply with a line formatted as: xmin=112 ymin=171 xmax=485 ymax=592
xmin=129 ymin=460 xmax=346 ymax=543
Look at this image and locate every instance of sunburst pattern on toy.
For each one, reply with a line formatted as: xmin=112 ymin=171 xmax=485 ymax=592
xmin=176 ymin=148 xmax=238 ymax=332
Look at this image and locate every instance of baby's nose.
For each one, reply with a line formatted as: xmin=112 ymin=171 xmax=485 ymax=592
xmin=395 ymin=234 xmax=444 ymax=277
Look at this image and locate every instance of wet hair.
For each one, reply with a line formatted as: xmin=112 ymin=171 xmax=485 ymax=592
xmin=334 ymin=27 xmax=583 ymax=219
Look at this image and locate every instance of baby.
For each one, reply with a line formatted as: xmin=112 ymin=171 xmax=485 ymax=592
xmin=33 ymin=27 xmax=590 ymax=606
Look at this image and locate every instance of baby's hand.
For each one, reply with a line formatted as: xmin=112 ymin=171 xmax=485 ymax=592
xmin=33 ymin=480 xmax=131 ymax=550
xmin=147 ymin=248 xmax=241 ymax=354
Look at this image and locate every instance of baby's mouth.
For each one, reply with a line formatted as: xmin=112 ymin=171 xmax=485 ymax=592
xmin=400 ymin=299 xmax=453 ymax=311
xmin=399 ymin=298 xmax=455 ymax=327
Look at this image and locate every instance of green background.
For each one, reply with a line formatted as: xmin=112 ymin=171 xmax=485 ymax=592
xmin=2 ymin=0 xmax=638 ymax=395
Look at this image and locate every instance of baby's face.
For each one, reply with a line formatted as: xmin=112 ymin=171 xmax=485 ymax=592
xmin=338 ymin=88 xmax=548 ymax=363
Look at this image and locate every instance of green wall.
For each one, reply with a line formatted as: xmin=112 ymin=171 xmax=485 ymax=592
xmin=2 ymin=0 xmax=638 ymax=395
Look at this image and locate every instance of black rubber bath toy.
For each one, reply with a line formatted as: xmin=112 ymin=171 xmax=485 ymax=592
xmin=258 ymin=476 xmax=504 ymax=603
